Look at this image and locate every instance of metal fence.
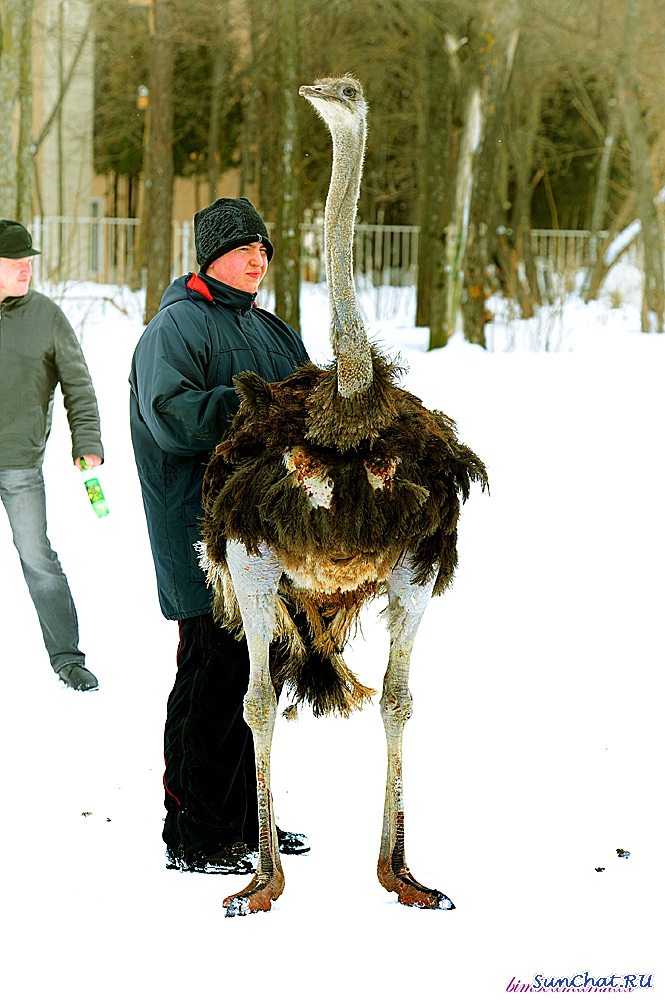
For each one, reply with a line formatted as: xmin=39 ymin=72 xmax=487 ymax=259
xmin=530 ymin=229 xmax=596 ymax=271
xmin=530 ymin=228 xmax=641 ymax=271
xmin=32 ymin=216 xmax=142 ymax=286
xmin=31 ymin=215 xmax=421 ymax=289
xmin=30 ymin=216 xmax=642 ymax=288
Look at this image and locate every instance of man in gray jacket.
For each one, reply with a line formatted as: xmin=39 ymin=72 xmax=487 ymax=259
xmin=0 ymin=220 xmax=103 ymax=690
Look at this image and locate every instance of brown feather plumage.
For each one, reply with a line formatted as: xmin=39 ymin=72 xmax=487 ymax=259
xmin=201 ymin=348 xmax=488 ymax=716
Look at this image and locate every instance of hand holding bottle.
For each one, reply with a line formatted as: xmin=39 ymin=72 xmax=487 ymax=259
xmin=79 ymin=457 xmax=109 ymax=518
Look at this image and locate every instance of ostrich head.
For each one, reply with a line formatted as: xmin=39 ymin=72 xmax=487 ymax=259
xmin=298 ymin=76 xmax=368 ymax=139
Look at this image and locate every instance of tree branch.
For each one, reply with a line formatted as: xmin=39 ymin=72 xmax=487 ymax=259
xmin=33 ymin=14 xmax=91 ymax=152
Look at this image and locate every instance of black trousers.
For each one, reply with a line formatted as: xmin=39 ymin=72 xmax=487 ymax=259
xmin=163 ymin=613 xmax=259 ymax=864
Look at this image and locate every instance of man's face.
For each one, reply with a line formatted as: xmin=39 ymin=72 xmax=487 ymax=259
xmin=0 ymin=256 xmax=33 ymax=301
xmin=206 ymin=242 xmax=269 ymax=293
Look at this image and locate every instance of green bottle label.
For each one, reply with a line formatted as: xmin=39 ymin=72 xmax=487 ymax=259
xmin=85 ymin=478 xmax=105 ymax=505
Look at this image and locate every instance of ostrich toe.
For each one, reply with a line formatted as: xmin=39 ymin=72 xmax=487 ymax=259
xmin=378 ymin=863 xmax=455 ymax=910
xmin=223 ymin=870 xmax=285 ymax=917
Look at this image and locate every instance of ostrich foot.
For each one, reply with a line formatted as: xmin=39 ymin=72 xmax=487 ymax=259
xmin=223 ymin=868 xmax=285 ymax=917
xmin=378 ymin=863 xmax=455 ymax=910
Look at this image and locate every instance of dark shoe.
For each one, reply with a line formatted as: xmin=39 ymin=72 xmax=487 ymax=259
xmin=166 ymin=842 xmax=257 ymax=875
xmin=277 ymin=827 xmax=310 ymax=855
xmin=57 ymin=663 xmax=99 ymax=691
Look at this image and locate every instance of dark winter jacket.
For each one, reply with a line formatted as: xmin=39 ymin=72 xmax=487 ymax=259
xmin=129 ymin=271 xmax=309 ymax=620
xmin=0 ymin=289 xmax=103 ymax=469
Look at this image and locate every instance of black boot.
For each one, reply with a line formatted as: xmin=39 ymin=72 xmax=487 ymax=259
xmin=277 ymin=827 xmax=310 ymax=855
xmin=166 ymin=841 xmax=257 ymax=875
xmin=57 ymin=663 xmax=99 ymax=691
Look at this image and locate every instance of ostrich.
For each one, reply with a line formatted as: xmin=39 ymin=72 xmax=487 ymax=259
xmin=199 ymin=76 xmax=487 ymax=917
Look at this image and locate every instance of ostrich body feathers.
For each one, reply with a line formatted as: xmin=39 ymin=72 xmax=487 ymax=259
xmin=201 ymin=351 xmax=488 ymax=716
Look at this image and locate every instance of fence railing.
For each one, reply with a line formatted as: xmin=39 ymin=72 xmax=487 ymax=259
xmin=30 ymin=216 xmax=642 ymax=288
xmin=31 ymin=215 xmax=422 ymax=289
xmin=530 ymin=228 xmax=641 ymax=271
xmin=32 ymin=216 xmax=142 ymax=286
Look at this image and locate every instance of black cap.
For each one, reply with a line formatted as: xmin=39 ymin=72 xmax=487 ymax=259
xmin=194 ymin=197 xmax=273 ymax=271
xmin=0 ymin=220 xmax=40 ymax=259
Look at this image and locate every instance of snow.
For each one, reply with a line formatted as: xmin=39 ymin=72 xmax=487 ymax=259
xmin=604 ymin=220 xmax=642 ymax=266
xmin=2 ymin=279 xmax=663 ymax=999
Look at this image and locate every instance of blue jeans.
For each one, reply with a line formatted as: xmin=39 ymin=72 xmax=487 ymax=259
xmin=0 ymin=467 xmax=84 ymax=671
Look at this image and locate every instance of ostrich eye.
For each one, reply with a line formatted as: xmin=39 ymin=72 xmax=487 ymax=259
xmin=341 ymin=87 xmax=356 ymax=98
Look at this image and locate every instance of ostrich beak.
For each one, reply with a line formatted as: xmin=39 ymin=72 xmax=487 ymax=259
xmin=299 ymin=84 xmax=338 ymax=103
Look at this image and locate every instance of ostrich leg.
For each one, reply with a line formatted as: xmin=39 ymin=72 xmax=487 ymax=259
xmin=223 ymin=540 xmax=285 ymax=917
xmin=377 ymin=558 xmax=455 ymax=910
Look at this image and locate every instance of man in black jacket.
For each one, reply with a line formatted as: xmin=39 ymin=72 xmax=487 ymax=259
xmin=130 ymin=198 xmax=310 ymax=874
xmin=0 ymin=220 xmax=103 ymax=691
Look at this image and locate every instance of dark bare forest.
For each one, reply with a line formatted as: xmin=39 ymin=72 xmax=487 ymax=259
xmin=3 ymin=0 xmax=664 ymax=340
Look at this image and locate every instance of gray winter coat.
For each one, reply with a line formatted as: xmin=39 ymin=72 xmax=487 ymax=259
xmin=0 ymin=289 xmax=103 ymax=469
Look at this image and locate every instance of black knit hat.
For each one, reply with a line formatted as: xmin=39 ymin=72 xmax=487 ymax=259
xmin=194 ymin=197 xmax=273 ymax=271
xmin=0 ymin=220 xmax=40 ymax=259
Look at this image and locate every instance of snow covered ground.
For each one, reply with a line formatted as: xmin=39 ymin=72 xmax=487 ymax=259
xmin=2 ymin=272 xmax=663 ymax=999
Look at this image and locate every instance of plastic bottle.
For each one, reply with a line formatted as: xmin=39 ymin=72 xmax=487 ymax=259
xmin=81 ymin=459 xmax=109 ymax=517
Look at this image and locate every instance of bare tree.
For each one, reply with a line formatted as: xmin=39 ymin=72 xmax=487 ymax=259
xmin=416 ymin=20 xmax=455 ymax=348
xmin=460 ymin=0 xmax=520 ymax=346
xmin=207 ymin=0 xmax=229 ymax=203
xmin=273 ymin=0 xmax=301 ymax=333
xmin=144 ymin=0 xmax=175 ymax=323
xmin=581 ymin=93 xmax=620 ymax=302
xmin=238 ymin=0 xmax=259 ymax=199
xmin=33 ymin=9 xmax=91 ymax=156
xmin=617 ymin=1 xmax=664 ymax=331
xmin=503 ymin=59 xmax=544 ymax=316
xmin=445 ymin=83 xmax=483 ymax=342
xmin=0 ymin=0 xmax=20 ymax=217
xmin=16 ymin=0 xmax=34 ymax=225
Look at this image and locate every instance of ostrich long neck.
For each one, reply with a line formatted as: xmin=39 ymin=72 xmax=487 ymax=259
xmin=326 ymin=120 xmax=373 ymax=397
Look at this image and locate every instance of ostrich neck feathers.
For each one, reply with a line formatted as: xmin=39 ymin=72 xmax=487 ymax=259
xmin=324 ymin=124 xmax=373 ymax=397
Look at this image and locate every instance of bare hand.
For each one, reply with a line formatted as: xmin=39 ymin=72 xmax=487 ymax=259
xmin=75 ymin=455 xmax=103 ymax=471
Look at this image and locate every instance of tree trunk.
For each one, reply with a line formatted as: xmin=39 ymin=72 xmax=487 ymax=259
xmin=207 ymin=1 xmax=228 ymax=203
xmin=273 ymin=0 xmax=301 ymax=333
xmin=444 ymin=86 xmax=483 ymax=345
xmin=239 ymin=79 xmax=258 ymax=199
xmin=415 ymin=50 xmax=434 ymax=331
xmin=239 ymin=0 xmax=259 ymax=199
xmin=0 ymin=0 xmax=19 ymax=218
xmin=617 ymin=68 xmax=664 ymax=331
xmin=461 ymin=3 xmax=520 ymax=347
xmin=57 ymin=0 xmax=64 ymax=222
xmin=256 ymin=0 xmax=277 ymax=222
xmin=508 ymin=68 xmax=543 ymax=317
xmin=416 ymin=33 xmax=453 ymax=347
xmin=135 ymin=87 xmax=151 ymax=291
xmin=32 ymin=11 xmax=91 ymax=154
xmin=15 ymin=0 xmax=33 ymax=225
xmin=581 ymin=99 xmax=620 ymax=302
xmin=144 ymin=0 xmax=175 ymax=324
xmin=617 ymin=0 xmax=664 ymax=332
